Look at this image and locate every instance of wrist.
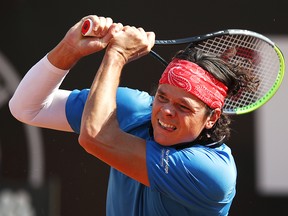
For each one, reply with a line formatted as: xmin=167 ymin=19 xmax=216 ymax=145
xmin=105 ymin=48 xmax=127 ymax=66
xmin=47 ymin=41 xmax=82 ymax=70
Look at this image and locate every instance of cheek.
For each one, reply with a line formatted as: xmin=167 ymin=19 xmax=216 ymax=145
xmin=182 ymin=115 xmax=207 ymax=134
xmin=151 ymin=104 xmax=158 ymax=125
xmin=151 ymin=100 xmax=162 ymax=114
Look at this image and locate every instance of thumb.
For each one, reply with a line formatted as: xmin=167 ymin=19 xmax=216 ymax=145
xmin=146 ymin=31 xmax=156 ymax=50
xmin=102 ymin=23 xmax=123 ymax=43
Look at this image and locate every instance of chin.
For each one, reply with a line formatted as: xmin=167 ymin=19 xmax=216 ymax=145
xmin=154 ymin=136 xmax=173 ymax=146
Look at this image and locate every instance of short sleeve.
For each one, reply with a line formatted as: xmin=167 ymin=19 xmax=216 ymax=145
xmin=65 ymin=89 xmax=89 ymax=133
xmin=115 ymin=87 xmax=153 ymax=131
xmin=65 ymin=87 xmax=153 ymax=134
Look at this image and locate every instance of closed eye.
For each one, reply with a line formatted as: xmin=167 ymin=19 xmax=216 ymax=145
xmin=176 ymin=103 xmax=195 ymax=114
xmin=179 ymin=104 xmax=191 ymax=111
xmin=156 ymin=94 xmax=168 ymax=103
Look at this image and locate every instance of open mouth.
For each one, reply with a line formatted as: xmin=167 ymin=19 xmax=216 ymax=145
xmin=158 ymin=119 xmax=176 ymax=131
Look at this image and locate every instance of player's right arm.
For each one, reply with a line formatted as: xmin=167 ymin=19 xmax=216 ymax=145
xmin=9 ymin=15 xmax=121 ymax=132
xmin=8 ymin=55 xmax=73 ymax=131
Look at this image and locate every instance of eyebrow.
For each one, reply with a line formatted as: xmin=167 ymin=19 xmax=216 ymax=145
xmin=179 ymin=97 xmax=202 ymax=111
xmin=156 ymin=88 xmax=166 ymax=96
xmin=157 ymin=88 xmax=203 ymax=110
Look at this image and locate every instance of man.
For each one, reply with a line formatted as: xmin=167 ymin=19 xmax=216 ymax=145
xmin=9 ymin=15 xmax=243 ymax=215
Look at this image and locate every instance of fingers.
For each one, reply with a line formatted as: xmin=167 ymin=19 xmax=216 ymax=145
xmin=78 ymin=15 xmax=155 ymax=61
xmin=103 ymin=22 xmax=123 ymax=42
xmin=121 ymin=26 xmax=155 ymax=44
xmin=95 ymin=16 xmax=113 ymax=37
xmin=129 ymin=27 xmax=155 ymax=52
xmin=137 ymin=27 xmax=155 ymax=50
xmin=110 ymin=25 xmax=155 ymax=63
xmin=81 ymin=15 xmax=114 ymax=37
xmin=80 ymin=15 xmax=155 ymax=49
xmin=146 ymin=31 xmax=156 ymax=50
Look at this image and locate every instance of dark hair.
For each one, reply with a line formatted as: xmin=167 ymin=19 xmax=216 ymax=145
xmin=173 ymin=47 xmax=258 ymax=144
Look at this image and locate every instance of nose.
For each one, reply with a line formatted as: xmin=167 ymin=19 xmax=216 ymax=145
xmin=161 ymin=103 xmax=175 ymax=117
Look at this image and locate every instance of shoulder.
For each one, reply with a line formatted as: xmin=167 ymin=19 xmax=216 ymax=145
xmin=179 ymin=144 xmax=236 ymax=180
xmin=147 ymin=142 xmax=236 ymax=201
xmin=65 ymin=87 xmax=154 ymax=133
xmin=66 ymin=87 xmax=153 ymax=110
xmin=178 ymin=144 xmax=237 ymax=200
xmin=116 ymin=87 xmax=153 ymax=107
xmin=116 ymin=87 xmax=154 ymax=131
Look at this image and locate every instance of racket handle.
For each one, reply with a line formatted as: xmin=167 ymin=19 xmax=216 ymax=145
xmin=81 ymin=19 xmax=93 ymax=36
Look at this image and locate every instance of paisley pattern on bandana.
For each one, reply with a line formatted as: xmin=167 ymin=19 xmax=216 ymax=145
xmin=159 ymin=58 xmax=228 ymax=109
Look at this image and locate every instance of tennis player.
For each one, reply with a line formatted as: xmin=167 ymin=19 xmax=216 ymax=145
xmin=9 ymin=15 xmax=254 ymax=215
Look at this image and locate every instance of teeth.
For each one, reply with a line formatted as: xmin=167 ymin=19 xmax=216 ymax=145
xmin=158 ymin=119 xmax=176 ymax=130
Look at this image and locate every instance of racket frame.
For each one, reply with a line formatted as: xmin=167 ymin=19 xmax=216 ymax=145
xmin=150 ymin=29 xmax=285 ymax=115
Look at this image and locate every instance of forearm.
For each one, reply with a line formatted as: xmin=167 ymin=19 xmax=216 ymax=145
xmin=48 ymin=40 xmax=82 ymax=70
xmin=77 ymin=24 xmax=154 ymax=185
xmin=78 ymin=51 xmax=149 ymax=185
xmin=80 ymin=50 xmax=125 ymax=139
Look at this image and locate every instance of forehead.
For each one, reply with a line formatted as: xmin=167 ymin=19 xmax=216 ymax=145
xmin=157 ymin=84 xmax=206 ymax=107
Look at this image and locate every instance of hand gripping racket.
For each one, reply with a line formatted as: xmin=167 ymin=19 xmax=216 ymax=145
xmin=81 ymin=20 xmax=285 ymax=115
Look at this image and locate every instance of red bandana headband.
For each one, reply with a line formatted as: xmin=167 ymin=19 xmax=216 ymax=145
xmin=159 ymin=58 xmax=228 ymax=109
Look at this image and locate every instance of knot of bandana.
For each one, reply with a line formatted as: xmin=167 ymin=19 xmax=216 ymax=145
xmin=159 ymin=58 xmax=228 ymax=109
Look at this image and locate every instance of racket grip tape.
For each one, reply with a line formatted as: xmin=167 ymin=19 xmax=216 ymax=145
xmin=81 ymin=19 xmax=93 ymax=36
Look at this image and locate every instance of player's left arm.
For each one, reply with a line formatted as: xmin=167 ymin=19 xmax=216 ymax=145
xmin=78 ymin=25 xmax=155 ymax=186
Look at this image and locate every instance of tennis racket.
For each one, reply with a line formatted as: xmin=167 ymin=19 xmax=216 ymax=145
xmin=81 ymin=20 xmax=285 ymax=115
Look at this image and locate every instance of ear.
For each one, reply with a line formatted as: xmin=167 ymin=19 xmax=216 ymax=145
xmin=205 ymin=108 xmax=221 ymax=129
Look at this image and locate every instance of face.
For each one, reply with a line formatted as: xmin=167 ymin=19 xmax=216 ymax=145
xmin=151 ymin=84 xmax=220 ymax=146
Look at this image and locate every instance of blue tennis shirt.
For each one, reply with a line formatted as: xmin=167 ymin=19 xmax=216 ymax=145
xmin=66 ymin=87 xmax=237 ymax=216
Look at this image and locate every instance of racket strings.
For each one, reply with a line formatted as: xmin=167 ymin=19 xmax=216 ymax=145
xmin=195 ymin=34 xmax=281 ymax=113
